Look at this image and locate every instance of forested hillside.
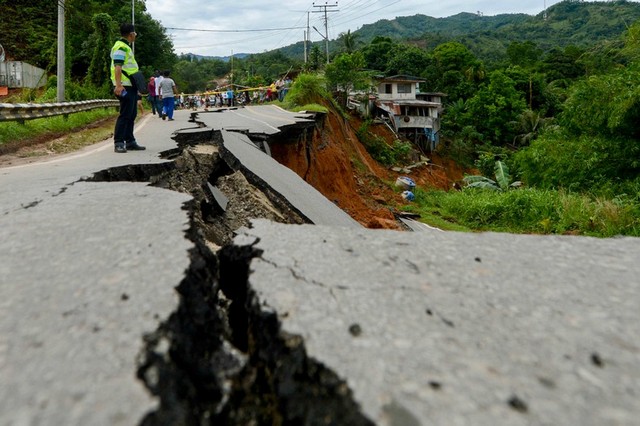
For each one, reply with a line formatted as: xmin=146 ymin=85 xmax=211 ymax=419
xmin=277 ymin=1 xmax=640 ymax=61
xmin=0 ymin=0 xmax=174 ymax=79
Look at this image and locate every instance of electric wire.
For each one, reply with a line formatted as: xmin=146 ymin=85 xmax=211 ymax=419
xmin=164 ymin=0 xmax=402 ymax=56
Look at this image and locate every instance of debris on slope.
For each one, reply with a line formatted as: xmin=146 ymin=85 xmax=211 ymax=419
xmin=269 ymin=105 xmax=469 ymax=229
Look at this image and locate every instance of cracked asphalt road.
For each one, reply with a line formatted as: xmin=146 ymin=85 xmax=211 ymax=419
xmin=0 ymin=113 xmax=194 ymax=425
xmin=1 ymin=107 xmax=639 ymax=425
xmin=235 ymin=220 xmax=640 ymax=426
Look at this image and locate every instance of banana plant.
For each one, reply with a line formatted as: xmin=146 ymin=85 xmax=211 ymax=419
xmin=463 ymin=161 xmax=522 ymax=191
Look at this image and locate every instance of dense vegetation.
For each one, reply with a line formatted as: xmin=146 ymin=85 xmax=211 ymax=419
xmin=2 ymin=0 xmax=639 ymax=236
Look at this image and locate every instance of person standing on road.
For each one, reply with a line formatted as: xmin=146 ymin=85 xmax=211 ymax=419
xmin=158 ymin=70 xmax=178 ymax=121
xmin=147 ymin=76 xmax=158 ymax=116
xmin=110 ymin=23 xmax=146 ymax=153
xmin=153 ymin=70 xmax=164 ymax=119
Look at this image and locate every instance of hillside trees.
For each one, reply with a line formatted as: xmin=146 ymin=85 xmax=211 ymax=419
xmin=361 ymin=37 xmax=397 ymax=72
xmin=515 ymin=21 xmax=640 ymax=194
xmin=337 ymin=30 xmax=362 ymax=54
xmin=459 ymin=70 xmax=527 ymax=146
xmin=385 ymin=44 xmax=433 ymax=77
xmin=86 ymin=13 xmax=114 ymax=90
xmin=0 ymin=0 xmax=57 ymax=69
xmin=507 ymin=41 xmax=543 ymax=69
xmin=0 ymin=0 xmax=174 ymax=85
xmin=429 ymin=42 xmax=484 ymax=101
xmin=325 ymin=52 xmax=370 ymax=105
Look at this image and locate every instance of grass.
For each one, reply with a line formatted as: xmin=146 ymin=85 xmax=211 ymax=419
xmin=287 ymin=103 xmax=328 ymax=113
xmin=0 ymin=108 xmax=119 ymax=155
xmin=401 ymin=187 xmax=640 ymax=237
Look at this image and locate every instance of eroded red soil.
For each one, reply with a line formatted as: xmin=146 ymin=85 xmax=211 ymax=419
xmin=270 ymin=106 xmax=469 ymax=229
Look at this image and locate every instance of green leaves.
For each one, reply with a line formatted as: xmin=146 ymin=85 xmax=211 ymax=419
xmin=464 ymin=161 xmax=521 ymax=191
xmin=494 ymin=161 xmax=510 ymax=190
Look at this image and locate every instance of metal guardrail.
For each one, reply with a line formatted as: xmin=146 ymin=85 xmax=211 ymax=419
xmin=0 ymin=99 xmax=119 ymax=123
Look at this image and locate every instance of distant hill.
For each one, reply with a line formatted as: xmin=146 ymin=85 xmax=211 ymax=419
xmin=274 ymin=1 xmax=640 ymax=62
xmin=183 ymin=52 xmax=250 ymax=62
xmin=353 ymin=12 xmax=530 ymax=42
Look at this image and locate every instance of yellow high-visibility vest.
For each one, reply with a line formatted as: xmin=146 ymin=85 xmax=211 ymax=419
xmin=110 ymin=39 xmax=139 ymax=86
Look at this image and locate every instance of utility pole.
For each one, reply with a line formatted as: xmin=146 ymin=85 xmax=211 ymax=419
xmin=132 ymin=0 xmax=135 ymax=54
xmin=304 ymin=11 xmax=310 ymax=63
xmin=57 ymin=0 xmax=65 ymax=101
xmin=312 ymin=2 xmax=338 ymax=64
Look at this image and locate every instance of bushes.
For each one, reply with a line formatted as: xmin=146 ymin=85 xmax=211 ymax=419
xmin=409 ymin=187 xmax=640 ymax=237
xmin=514 ymin=128 xmax=640 ymax=194
xmin=284 ymin=73 xmax=330 ymax=107
xmin=356 ymin=121 xmax=413 ymax=166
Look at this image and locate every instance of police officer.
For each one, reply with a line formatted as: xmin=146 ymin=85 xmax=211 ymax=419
xmin=111 ymin=23 xmax=146 ymax=153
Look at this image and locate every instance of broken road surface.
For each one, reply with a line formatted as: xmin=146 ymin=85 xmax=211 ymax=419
xmin=1 ymin=108 xmax=639 ymax=425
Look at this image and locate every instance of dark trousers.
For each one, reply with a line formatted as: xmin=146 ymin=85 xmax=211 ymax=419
xmin=155 ymin=96 xmax=163 ymax=116
xmin=148 ymin=94 xmax=158 ymax=114
xmin=114 ymin=87 xmax=138 ymax=145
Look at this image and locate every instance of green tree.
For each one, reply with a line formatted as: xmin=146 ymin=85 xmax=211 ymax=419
xmin=86 ymin=13 xmax=114 ymax=89
xmin=511 ymin=109 xmax=554 ymax=147
xmin=172 ymin=60 xmax=208 ymax=94
xmin=337 ymin=30 xmax=361 ymax=54
xmin=462 ymin=70 xmax=527 ymax=145
xmin=516 ymin=22 xmax=640 ymax=194
xmin=540 ymin=45 xmax=586 ymax=83
xmin=325 ymin=52 xmax=370 ymax=106
xmin=0 ymin=0 xmax=57 ymax=69
xmin=308 ymin=45 xmax=324 ymax=71
xmin=428 ymin=42 xmax=484 ymax=100
xmin=285 ymin=73 xmax=330 ymax=107
xmin=507 ymin=41 xmax=542 ymax=69
xmin=561 ymin=65 xmax=640 ymax=139
xmin=385 ymin=44 xmax=432 ymax=77
xmin=361 ymin=36 xmax=396 ymax=72
xmin=432 ymin=42 xmax=478 ymax=73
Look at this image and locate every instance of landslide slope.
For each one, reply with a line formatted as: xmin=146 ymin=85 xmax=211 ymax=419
xmin=270 ymin=104 xmax=469 ymax=229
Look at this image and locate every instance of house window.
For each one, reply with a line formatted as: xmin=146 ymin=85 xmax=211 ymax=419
xmin=397 ymin=83 xmax=412 ymax=94
xmin=384 ymin=84 xmax=392 ymax=94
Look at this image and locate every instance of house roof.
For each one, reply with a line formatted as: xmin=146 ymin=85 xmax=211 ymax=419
xmin=417 ymin=92 xmax=447 ymax=97
xmin=375 ymin=74 xmax=425 ymax=83
xmin=376 ymin=100 xmax=441 ymax=108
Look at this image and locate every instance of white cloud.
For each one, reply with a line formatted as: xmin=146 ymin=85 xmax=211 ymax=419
xmin=142 ymin=0 xmax=568 ymax=57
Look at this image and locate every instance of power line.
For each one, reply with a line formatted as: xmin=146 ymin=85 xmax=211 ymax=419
xmin=312 ymin=2 xmax=338 ymax=63
xmin=269 ymin=8 xmax=312 ymax=54
xmin=333 ymin=0 xmax=402 ymax=27
xmin=166 ymin=26 xmax=305 ymax=33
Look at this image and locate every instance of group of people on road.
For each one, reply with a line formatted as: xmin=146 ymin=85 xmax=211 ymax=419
xmin=147 ymin=70 xmax=178 ymax=121
xmin=265 ymin=77 xmax=292 ymax=102
xmin=109 ymin=22 xmax=293 ymax=154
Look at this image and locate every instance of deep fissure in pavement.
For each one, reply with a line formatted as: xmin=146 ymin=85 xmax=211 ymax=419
xmin=88 ymin=128 xmax=372 ymax=424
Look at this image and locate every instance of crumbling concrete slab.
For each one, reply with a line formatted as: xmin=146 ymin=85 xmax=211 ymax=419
xmin=219 ymin=130 xmax=361 ymax=228
xmin=233 ymin=219 xmax=640 ymax=426
xmin=192 ymin=105 xmax=314 ymax=135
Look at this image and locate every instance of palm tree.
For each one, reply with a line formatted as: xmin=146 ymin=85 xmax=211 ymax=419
xmin=464 ymin=62 xmax=486 ymax=83
xmin=511 ymin=109 xmax=554 ymax=147
xmin=338 ymin=30 xmax=361 ymax=54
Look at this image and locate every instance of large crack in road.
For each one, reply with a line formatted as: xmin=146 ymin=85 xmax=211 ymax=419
xmin=86 ymin=125 xmax=372 ymax=424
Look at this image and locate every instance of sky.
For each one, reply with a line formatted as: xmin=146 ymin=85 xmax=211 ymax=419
xmin=144 ymin=0 xmax=567 ymax=57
